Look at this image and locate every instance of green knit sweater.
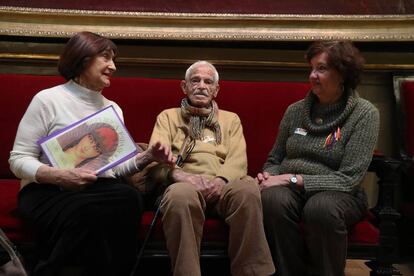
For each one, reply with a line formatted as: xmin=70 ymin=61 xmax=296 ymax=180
xmin=263 ymin=90 xmax=379 ymax=200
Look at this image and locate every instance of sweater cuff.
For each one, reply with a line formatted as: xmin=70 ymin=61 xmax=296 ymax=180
xmin=263 ymin=165 xmax=280 ymax=176
xmin=28 ymin=162 xmax=44 ymax=183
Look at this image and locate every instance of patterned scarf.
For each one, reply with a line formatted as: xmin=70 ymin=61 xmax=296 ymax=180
xmin=180 ymin=98 xmax=222 ymax=144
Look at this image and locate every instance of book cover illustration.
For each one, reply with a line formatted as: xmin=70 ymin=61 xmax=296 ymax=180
xmin=38 ymin=105 xmax=137 ymax=174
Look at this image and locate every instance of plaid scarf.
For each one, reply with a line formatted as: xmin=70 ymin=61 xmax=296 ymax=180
xmin=180 ymin=98 xmax=222 ymax=144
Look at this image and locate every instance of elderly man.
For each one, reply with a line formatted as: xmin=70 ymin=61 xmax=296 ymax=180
xmin=148 ymin=61 xmax=275 ymax=276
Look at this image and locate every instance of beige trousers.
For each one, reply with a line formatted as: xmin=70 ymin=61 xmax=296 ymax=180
xmin=160 ymin=176 xmax=275 ymax=276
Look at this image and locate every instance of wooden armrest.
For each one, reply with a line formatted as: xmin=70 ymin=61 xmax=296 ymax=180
xmin=368 ymin=155 xmax=401 ymax=211
xmin=367 ymin=154 xmax=401 ymax=265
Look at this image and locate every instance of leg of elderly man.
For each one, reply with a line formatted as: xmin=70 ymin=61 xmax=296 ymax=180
xmin=161 ymin=176 xmax=275 ymax=276
xmin=161 ymin=181 xmax=205 ymax=276
xmin=303 ymin=191 xmax=366 ymax=276
xmin=217 ymin=176 xmax=275 ymax=276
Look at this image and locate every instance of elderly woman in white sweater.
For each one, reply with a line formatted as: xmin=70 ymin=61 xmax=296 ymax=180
xmin=9 ymin=31 xmax=173 ymax=276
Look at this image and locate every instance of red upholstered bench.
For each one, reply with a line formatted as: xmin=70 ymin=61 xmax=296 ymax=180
xmin=0 ymin=74 xmax=400 ymax=274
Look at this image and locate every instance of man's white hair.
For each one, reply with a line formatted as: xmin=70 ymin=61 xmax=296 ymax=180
xmin=184 ymin=61 xmax=219 ymax=85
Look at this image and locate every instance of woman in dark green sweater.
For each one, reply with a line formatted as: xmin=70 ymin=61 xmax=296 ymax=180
xmin=257 ymin=41 xmax=379 ymax=276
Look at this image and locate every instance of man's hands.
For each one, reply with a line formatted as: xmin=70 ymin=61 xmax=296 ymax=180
xmin=135 ymin=141 xmax=175 ymax=171
xmin=144 ymin=141 xmax=227 ymax=202
xmin=204 ymin=177 xmax=226 ymax=202
xmin=170 ymin=169 xmax=225 ymax=202
xmin=36 ymin=165 xmax=97 ymax=190
xmin=145 ymin=141 xmax=175 ymax=165
xmin=138 ymin=141 xmax=175 ymax=167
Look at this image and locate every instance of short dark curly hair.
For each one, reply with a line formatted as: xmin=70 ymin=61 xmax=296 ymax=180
xmin=305 ymin=41 xmax=365 ymax=90
xmin=58 ymin=31 xmax=117 ymax=81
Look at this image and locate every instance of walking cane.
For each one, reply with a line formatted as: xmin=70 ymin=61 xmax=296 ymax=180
xmin=130 ymin=135 xmax=195 ymax=276
xmin=129 ymin=195 xmax=163 ymax=276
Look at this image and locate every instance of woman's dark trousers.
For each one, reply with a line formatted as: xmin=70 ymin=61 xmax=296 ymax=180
xmin=18 ymin=178 xmax=143 ymax=276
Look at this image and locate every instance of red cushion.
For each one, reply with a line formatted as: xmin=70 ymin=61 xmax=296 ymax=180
xmin=0 ymin=180 xmax=21 ymax=229
xmin=0 ymin=179 xmax=32 ymax=241
xmin=348 ymin=214 xmax=379 ymax=245
xmin=219 ymin=81 xmax=310 ymax=174
xmin=0 ymin=75 xmax=64 ymax=179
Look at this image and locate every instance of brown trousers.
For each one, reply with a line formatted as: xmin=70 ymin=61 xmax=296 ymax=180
xmin=160 ymin=176 xmax=275 ymax=276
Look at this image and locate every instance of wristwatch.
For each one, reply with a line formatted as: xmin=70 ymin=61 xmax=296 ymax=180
xmin=289 ymin=174 xmax=298 ymax=189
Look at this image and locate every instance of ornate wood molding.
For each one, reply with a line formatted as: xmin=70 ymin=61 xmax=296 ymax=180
xmin=2 ymin=53 xmax=414 ymax=71
xmin=1 ymin=6 xmax=414 ymax=41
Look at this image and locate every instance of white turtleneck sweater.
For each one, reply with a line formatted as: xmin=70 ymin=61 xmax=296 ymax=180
xmin=9 ymin=80 xmax=138 ymax=188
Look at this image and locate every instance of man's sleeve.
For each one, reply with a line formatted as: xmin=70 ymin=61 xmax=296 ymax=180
xmin=216 ymin=114 xmax=248 ymax=181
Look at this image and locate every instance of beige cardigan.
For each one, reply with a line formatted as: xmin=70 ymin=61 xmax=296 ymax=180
xmin=149 ymin=108 xmax=247 ymax=181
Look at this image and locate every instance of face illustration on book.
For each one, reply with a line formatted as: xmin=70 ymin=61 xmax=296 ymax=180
xmin=63 ymin=125 xmax=119 ymax=169
xmin=74 ymin=134 xmax=102 ymax=160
